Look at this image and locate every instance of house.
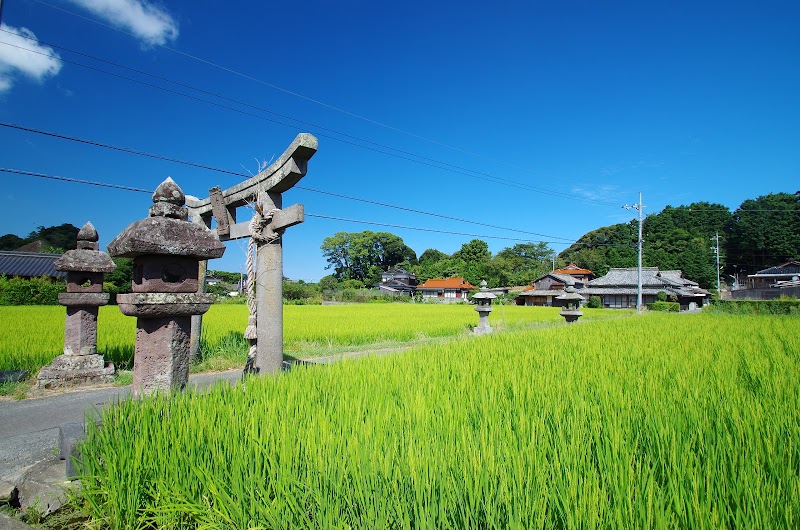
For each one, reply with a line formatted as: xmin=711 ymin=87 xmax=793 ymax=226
xmin=515 ymin=271 xmax=588 ymax=306
xmin=746 ymin=261 xmax=800 ymax=288
xmin=376 ymin=267 xmax=417 ymax=297
xmin=416 ymin=277 xmax=476 ymax=302
xmin=582 ymin=267 xmax=709 ymax=310
xmin=553 ymin=263 xmax=595 ymax=282
xmin=0 ymin=251 xmax=67 ymax=280
xmin=732 ymin=261 xmax=800 ymax=300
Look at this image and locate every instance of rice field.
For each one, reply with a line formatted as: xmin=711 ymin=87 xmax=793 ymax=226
xmin=77 ymin=312 xmax=800 ymax=529
xmin=0 ymin=304 xmax=625 ymax=372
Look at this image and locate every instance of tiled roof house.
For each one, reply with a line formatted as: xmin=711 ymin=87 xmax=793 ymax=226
xmin=376 ymin=267 xmax=418 ymax=297
xmin=582 ymin=267 xmax=709 ymax=310
xmin=553 ymin=263 xmax=595 ymax=282
xmin=416 ymin=277 xmax=476 ymax=302
xmin=0 ymin=251 xmax=67 ymax=280
xmin=746 ymin=261 xmax=800 ymax=288
xmin=516 ymin=271 xmax=588 ymax=306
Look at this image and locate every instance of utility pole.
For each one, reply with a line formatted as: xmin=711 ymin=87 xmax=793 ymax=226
xmin=551 ymin=254 xmax=556 ymax=272
xmin=0 ymin=0 xmax=5 ymax=27
xmin=711 ymin=231 xmax=720 ymax=296
xmin=624 ymin=193 xmax=644 ymax=314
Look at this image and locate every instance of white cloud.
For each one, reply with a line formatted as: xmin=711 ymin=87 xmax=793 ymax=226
xmin=572 ymin=184 xmax=620 ymax=202
xmin=66 ymin=0 xmax=179 ymax=45
xmin=0 ymin=25 xmax=63 ymax=93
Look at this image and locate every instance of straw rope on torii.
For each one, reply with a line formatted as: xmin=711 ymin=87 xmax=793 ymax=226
xmin=243 ymin=205 xmax=280 ymax=373
xmin=185 ymin=134 xmax=318 ymax=375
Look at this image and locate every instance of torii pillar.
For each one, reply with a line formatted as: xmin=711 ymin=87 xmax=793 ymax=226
xmin=186 ymin=134 xmax=318 ymax=374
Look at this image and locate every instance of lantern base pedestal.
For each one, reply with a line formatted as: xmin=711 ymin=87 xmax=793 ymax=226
xmin=36 ymin=354 xmax=114 ymax=389
xmin=131 ymin=316 xmax=194 ymax=397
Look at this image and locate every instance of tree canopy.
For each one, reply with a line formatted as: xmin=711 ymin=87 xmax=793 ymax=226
xmin=0 ymin=223 xmax=80 ymax=252
xmin=321 ymin=231 xmax=417 ymax=285
xmin=559 ymin=194 xmax=799 ymax=289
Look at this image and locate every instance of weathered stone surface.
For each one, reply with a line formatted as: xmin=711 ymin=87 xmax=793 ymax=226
xmin=132 ymin=256 xmax=199 ymax=293
xmin=0 ymin=479 xmax=14 ymax=503
xmin=58 ymin=423 xmax=86 ymax=479
xmin=57 ymin=292 xmax=110 ymax=306
xmin=55 ymin=250 xmax=115 ymax=273
xmin=36 ymin=354 xmax=114 ymax=389
xmin=65 ymin=271 xmax=104 ymax=293
xmin=62 ymin=306 xmax=98 ymax=356
xmin=0 ymin=513 xmax=33 ymax=530
xmin=116 ymin=293 xmax=214 ymax=318
xmin=76 ymin=221 xmax=98 ymax=245
xmin=15 ymin=458 xmax=71 ymax=516
xmin=132 ymin=317 xmax=192 ymax=396
xmin=108 ymin=217 xmax=225 ymax=259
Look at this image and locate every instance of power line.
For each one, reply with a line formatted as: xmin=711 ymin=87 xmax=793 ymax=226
xmin=0 ymin=162 xmax=574 ymax=245
xmin=305 ymin=214 xmax=613 ymax=247
xmin=0 ymin=32 xmax=619 ymax=207
xmin=0 ymin=123 xmax=576 ymax=241
xmin=0 ymin=168 xmax=152 ymax=193
xmin=28 ymin=0 xmax=553 ymax=178
xmin=2 ymin=165 xmax=590 ymax=246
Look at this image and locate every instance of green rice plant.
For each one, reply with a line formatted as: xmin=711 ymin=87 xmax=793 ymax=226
xmin=1 ymin=304 xmax=625 ymax=373
xmin=77 ymin=312 xmax=800 ymax=529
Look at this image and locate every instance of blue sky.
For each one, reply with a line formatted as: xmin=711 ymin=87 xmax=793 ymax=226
xmin=0 ymin=0 xmax=798 ymax=281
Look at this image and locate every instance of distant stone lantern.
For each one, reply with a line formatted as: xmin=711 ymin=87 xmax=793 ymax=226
xmin=37 ymin=222 xmax=116 ymax=388
xmin=557 ymin=286 xmax=584 ymax=324
xmin=108 ymin=178 xmax=225 ymax=397
xmin=471 ymin=280 xmax=496 ymax=335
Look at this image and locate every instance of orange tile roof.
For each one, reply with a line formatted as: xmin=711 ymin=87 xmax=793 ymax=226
xmin=554 ymin=263 xmax=593 ymax=275
xmin=417 ymin=277 xmax=476 ymax=290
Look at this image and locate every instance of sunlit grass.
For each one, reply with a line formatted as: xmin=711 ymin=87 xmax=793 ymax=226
xmin=0 ymin=304 xmax=629 ymax=373
xmin=78 ymin=312 xmax=800 ymax=529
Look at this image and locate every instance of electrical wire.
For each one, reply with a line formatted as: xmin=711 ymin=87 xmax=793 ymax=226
xmin=0 ymin=168 xmax=152 ymax=193
xmin=0 ymin=33 xmax=619 ymax=206
xmin=0 ymin=123 xmax=576 ymax=240
xmin=2 ymin=166 xmax=626 ymax=248
xmin=28 ymin=0 xmax=557 ymax=178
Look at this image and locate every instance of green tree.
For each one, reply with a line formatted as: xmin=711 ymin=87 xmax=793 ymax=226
xmin=321 ymin=231 xmax=416 ymax=285
xmin=25 ymin=223 xmax=80 ymax=252
xmin=726 ymin=192 xmax=800 ymax=273
xmin=419 ymin=248 xmax=448 ymax=264
xmin=493 ymin=242 xmax=553 ymax=285
xmin=0 ymin=234 xmax=24 ymax=251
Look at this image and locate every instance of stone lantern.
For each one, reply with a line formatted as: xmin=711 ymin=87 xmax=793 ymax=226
xmin=471 ymin=280 xmax=496 ymax=335
xmin=108 ymin=178 xmax=225 ymax=397
xmin=37 ymin=222 xmax=116 ymax=388
xmin=556 ymin=286 xmax=584 ymax=324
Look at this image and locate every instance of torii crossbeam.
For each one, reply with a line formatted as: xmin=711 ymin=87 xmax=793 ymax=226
xmin=186 ymin=133 xmax=318 ymax=373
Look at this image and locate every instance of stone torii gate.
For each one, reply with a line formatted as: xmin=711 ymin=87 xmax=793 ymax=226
xmin=185 ymin=133 xmax=318 ymax=374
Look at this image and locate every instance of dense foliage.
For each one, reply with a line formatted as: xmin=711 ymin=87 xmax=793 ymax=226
xmin=0 ymin=275 xmax=65 ymax=305
xmin=77 ymin=313 xmax=800 ymax=529
xmin=710 ymin=298 xmax=800 ymax=315
xmin=0 ymin=223 xmax=80 ymax=252
xmin=559 ymin=193 xmax=800 ymax=288
xmin=321 ymin=231 xmax=417 ymax=285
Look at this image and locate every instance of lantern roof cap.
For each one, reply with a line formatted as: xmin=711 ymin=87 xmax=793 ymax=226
xmin=472 ymin=280 xmax=496 ymax=299
xmin=556 ymin=285 xmax=585 ymax=301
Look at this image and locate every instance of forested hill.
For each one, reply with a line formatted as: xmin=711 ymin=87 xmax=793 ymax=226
xmin=558 ymin=192 xmax=800 ymax=289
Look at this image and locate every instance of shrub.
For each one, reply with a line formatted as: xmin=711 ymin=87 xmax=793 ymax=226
xmin=710 ymin=299 xmax=800 ymax=315
xmin=657 ymin=291 xmax=667 ymax=302
xmin=647 ymin=301 xmax=680 ymax=312
xmin=587 ymin=295 xmax=602 ymax=308
xmin=0 ymin=275 xmax=65 ymax=305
